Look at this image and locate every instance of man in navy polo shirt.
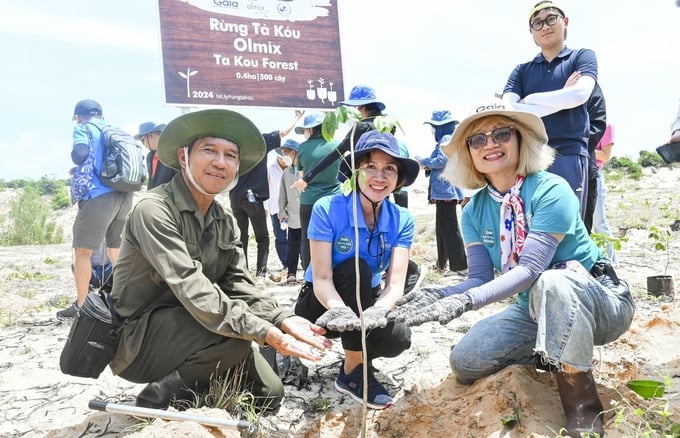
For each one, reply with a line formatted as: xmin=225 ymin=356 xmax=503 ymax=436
xmin=503 ymin=1 xmax=596 ymax=218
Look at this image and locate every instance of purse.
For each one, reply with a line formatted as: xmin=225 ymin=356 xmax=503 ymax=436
xmin=59 ymin=289 xmax=122 ymax=378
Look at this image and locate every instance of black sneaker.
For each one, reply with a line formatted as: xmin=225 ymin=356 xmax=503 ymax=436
xmin=404 ymin=261 xmax=426 ymax=294
xmin=56 ymin=302 xmax=79 ymax=318
xmin=335 ymin=364 xmax=393 ymax=409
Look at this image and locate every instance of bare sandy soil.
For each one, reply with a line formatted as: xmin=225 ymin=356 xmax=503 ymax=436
xmin=0 ymin=167 xmax=679 ymax=437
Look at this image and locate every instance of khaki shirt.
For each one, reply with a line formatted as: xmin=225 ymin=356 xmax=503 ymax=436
xmin=110 ymin=175 xmax=292 ymax=373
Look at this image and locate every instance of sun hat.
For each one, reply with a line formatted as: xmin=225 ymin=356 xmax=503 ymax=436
xmin=152 ymin=123 xmax=166 ymax=133
xmin=73 ymin=99 xmax=102 ymax=117
xmin=294 ymin=112 xmax=324 ymax=135
xmin=134 ymin=122 xmax=157 ymax=140
xmin=276 ymin=138 xmax=300 ymax=154
xmin=338 ymin=130 xmax=420 ymax=187
xmin=528 ymin=0 xmax=565 ymax=23
xmin=441 ymin=98 xmax=548 ymax=157
xmin=157 ymin=109 xmax=265 ymax=175
xmin=424 ymin=110 xmax=459 ymax=127
xmin=339 ymin=85 xmax=386 ymax=111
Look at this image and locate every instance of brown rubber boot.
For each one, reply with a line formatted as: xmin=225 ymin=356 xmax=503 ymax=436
xmin=135 ymin=369 xmax=195 ymax=409
xmin=555 ymin=369 xmax=605 ymax=437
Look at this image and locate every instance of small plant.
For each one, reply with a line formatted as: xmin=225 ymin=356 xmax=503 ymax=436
xmin=609 ymin=374 xmax=680 ymax=437
xmin=648 ymin=225 xmax=672 ymax=275
xmin=189 ymin=363 xmax=266 ymax=435
xmin=311 ymin=396 xmax=332 ymax=412
xmin=590 ymin=232 xmax=628 ymax=254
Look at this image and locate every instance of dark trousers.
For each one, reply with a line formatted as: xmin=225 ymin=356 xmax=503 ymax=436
xmin=583 ymin=162 xmax=599 ymax=233
xmin=392 ymin=190 xmax=408 ymax=208
xmin=548 ymin=154 xmax=589 ymax=220
xmin=232 ymin=200 xmax=270 ymax=275
xmin=270 ymin=213 xmax=287 ymax=267
xmin=118 ymin=306 xmax=284 ymax=407
xmin=299 ymin=203 xmax=313 ymax=270
xmin=294 ymin=258 xmax=411 ymax=358
xmin=285 ymin=227 xmax=302 ymax=276
xmin=435 ymin=202 xmax=467 ymax=271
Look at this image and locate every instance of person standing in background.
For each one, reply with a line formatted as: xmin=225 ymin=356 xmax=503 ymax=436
xmin=135 ymin=122 xmax=177 ymax=190
xmin=592 ymin=124 xmax=617 ymax=265
xmin=229 ymin=110 xmax=304 ymax=279
xmin=278 ymin=139 xmax=303 ymax=284
xmin=503 ymin=0 xmax=597 ymax=219
xmin=418 ymin=110 xmax=467 ymax=277
xmin=293 ymin=112 xmax=342 ymax=270
xmin=58 ymin=99 xmax=133 ymax=318
xmin=266 ymin=145 xmax=291 ymax=281
xmin=582 ymin=84 xmax=607 ymax=233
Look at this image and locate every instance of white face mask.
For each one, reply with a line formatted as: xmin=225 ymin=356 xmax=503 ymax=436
xmin=281 ymin=155 xmax=293 ymax=167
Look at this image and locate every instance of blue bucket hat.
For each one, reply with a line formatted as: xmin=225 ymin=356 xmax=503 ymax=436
xmin=276 ymin=138 xmax=300 ymax=154
xmin=423 ymin=110 xmax=459 ymax=127
xmin=338 ymin=130 xmax=420 ymax=187
xmin=294 ymin=112 xmax=324 ymax=135
xmin=339 ymin=85 xmax=386 ymax=111
xmin=134 ymin=121 xmax=157 ymax=140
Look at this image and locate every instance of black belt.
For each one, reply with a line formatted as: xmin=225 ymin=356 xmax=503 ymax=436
xmin=590 ymin=262 xmax=620 ymax=285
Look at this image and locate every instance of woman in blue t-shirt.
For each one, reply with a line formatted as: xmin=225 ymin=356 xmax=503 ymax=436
xmin=295 ymin=130 xmax=420 ymax=410
xmin=391 ymin=98 xmax=634 ymax=437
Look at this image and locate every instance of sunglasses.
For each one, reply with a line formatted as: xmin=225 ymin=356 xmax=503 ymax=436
xmin=466 ymin=126 xmax=515 ymax=149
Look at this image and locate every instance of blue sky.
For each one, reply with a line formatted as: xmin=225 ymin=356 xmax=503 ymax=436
xmin=1 ymin=1 xmax=679 ymax=181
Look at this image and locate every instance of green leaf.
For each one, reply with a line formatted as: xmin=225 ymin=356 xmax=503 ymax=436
xmin=322 ymin=112 xmax=338 ymax=142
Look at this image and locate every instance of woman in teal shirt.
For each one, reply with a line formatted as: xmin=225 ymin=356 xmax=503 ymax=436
xmin=391 ymin=98 xmax=634 ymax=437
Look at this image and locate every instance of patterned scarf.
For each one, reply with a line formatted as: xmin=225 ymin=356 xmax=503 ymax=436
xmin=487 ymin=175 xmax=526 ymax=273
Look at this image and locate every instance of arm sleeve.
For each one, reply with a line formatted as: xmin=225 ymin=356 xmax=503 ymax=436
xmin=301 ymin=143 xmax=347 ymax=183
xmin=522 ymin=75 xmax=595 ymax=111
xmin=464 ymin=231 xmax=559 ymax=310
xmin=439 ymin=244 xmax=496 ymax=297
xmin=71 ymin=143 xmax=90 ymax=165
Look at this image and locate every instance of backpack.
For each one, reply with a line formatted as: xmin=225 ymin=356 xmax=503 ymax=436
xmin=86 ymin=122 xmax=147 ymax=192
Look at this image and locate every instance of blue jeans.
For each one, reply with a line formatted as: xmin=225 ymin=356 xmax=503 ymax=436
xmin=592 ymin=170 xmax=617 ymax=264
xmin=450 ymin=269 xmax=634 ymax=384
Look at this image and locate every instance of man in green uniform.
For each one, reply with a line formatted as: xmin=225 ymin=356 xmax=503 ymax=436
xmin=110 ymin=109 xmax=331 ymax=411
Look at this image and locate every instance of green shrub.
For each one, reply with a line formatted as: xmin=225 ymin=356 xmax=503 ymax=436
xmin=607 ymin=156 xmax=643 ymax=180
xmin=51 ymin=186 xmax=71 ymax=209
xmin=638 ymin=150 xmax=667 ymax=168
xmin=0 ymin=186 xmax=63 ymax=246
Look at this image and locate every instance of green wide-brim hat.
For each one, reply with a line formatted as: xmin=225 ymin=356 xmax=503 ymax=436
xmin=157 ymin=109 xmax=265 ymax=176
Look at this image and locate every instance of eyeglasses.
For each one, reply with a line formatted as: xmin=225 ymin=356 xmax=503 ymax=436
xmin=466 ymin=127 xmax=515 ymax=149
xmin=530 ymin=13 xmax=562 ymax=31
xmin=367 ymin=231 xmax=387 ymax=270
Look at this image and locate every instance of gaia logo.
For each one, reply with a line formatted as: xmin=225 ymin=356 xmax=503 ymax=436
xmin=335 ymin=236 xmax=353 ymax=254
